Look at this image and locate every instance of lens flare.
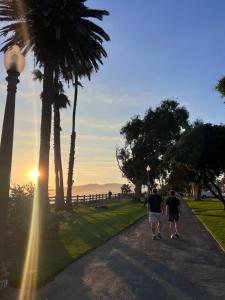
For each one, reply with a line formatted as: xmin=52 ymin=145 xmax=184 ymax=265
xmin=31 ymin=170 xmax=40 ymax=181
xmin=16 ymin=0 xmax=41 ymax=298
xmin=18 ymin=188 xmax=40 ymax=300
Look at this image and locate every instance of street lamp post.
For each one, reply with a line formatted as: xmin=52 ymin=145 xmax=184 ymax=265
xmin=0 ymin=45 xmax=25 ymax=290
xmin=146 ymin=165 xmax=151 ymax=193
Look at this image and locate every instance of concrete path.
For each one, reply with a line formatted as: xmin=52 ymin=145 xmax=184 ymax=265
xmin=2 ymin=200 xmax=225 ymax=300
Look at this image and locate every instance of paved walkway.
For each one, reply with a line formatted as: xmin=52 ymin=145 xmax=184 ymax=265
xmin=2 ymin=200 xmax=225 ymax=300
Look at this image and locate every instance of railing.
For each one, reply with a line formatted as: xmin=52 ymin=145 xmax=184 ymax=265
xmin=49 ymin=193 xmax=133 ymax=207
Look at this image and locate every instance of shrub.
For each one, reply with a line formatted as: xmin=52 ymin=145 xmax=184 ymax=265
xmin=8 ymin=183 xmax=34 ymax=236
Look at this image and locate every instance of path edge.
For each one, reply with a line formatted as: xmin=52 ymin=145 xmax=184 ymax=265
xmin=186 ymin=201 xmax=225 ymax=253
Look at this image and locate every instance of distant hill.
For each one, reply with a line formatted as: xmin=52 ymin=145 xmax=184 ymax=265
xmin=72 ymin=183 xmax=124 ymax=195
xmin=49 ymin=183 xmax=127 ymax=196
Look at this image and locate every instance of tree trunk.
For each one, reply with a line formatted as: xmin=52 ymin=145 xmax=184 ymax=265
xmin=54 ymin=104 xmax=62 ymax=211
xmin=134 ymin=181 xmax=142 ymax=200
xmin=196 ymin=182 xmax=202 ymax=201
xmin=38 ymin=63 xmax=54 ymax=219
xmin=203 ymin=176 xmax=225 ymax=209
xmin=66 ymin=75 xmax=78 ymax=211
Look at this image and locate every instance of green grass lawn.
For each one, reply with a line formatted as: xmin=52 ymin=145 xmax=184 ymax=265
xmin=187 ymin=198 xmax=225 ymax=250
xmin=8 ymin=199 xmax=145 ymax=287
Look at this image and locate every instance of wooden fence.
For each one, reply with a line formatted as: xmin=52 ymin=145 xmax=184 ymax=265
xmin=49 ymin=193 xmax=133 ymax=207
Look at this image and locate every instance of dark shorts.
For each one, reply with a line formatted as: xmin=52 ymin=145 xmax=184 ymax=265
xmin=169 ymin=213 xmax=179 ymax=222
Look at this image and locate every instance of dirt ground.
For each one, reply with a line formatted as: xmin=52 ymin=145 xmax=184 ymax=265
xmin=1 ymin=200 xmax=225 ymax=300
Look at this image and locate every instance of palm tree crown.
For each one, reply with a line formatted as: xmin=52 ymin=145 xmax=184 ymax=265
xmin=0 ymin=0 xmax=110 ymax=78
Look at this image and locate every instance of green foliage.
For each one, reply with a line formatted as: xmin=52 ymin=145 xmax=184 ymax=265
xmin=117 ymin=99 xmax=190 ymax=187
xmin=173 ymin=123 xmax=225 ymax=205
xmin=215 ymin=76 xmax=225 ymax=99
xmin=167 ymin=163 xmax=197 ymax=191
xmin=8 ymin=184 xmax=34 ymax=235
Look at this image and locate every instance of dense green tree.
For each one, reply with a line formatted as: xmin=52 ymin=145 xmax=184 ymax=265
xmin=172 ymin=123 xmax=225 ymax=208
xmin=166 ymin=162 xmax=201 ymax=198
xmin=117 ymin=100 xmax=189 ymax=199
xmin=0 ymin=0 xmax=110 ymax=217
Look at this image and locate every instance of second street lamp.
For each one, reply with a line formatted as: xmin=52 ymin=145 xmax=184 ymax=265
xmin=0 ymin=45 xmax=25 ymax=290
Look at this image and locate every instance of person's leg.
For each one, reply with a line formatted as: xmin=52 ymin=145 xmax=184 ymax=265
xmin=151 ymin=222 xmax=156 ymax=235
xmin=150 ymin=214 xmax=157 ymax=239
xmin=174 ymin=220 xmax=180 ymax=238
xmin=157 ymin=216 xmax=162 ymax=237
xmin=174 ymin=221 xmax=179 ymax=233
xmin=169 ymin=221 xmax=174 ymax=236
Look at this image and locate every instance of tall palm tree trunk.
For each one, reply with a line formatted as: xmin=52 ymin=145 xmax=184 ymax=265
xmin=38 ymin=63 xmax=54 ymax=218
xmin=66 ymin=75 xmax=78 ymax=211
xmin=54 ymin=103 xmax=65 ymax=211
xmin=58 ymin=134 xmax=65 ymax=208
xmin=54 ymin=103 xmax=60 ymax=210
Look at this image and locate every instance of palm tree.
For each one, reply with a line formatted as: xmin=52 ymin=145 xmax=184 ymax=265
xmin=53 ymin=84 xmax=70 ymax=211
xmin=32 ymin=69 xmax=70 ymax=211
xmin=66 ymin=74 xmax=79 ymax=210
xmin=0 ymin=1 xmax=110 ymax=218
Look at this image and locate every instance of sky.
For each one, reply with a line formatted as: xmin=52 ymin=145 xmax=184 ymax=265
xmin=0 ymin=0 xmax=225 ymax=189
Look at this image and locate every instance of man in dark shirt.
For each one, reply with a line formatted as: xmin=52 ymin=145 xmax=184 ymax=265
xmin=166 ymin=190 xmax=181 ymax=239
xmin=147 ymin=188 xmax=164 ymax=240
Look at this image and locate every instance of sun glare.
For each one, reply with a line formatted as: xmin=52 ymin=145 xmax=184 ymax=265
xmin=31 ymin=169 xmax=40 ymax=181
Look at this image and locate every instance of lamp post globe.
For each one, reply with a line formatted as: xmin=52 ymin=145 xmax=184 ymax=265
xmin=0 ymin=45 xmax=25 ymax=290
xmin=4 ymin=45 xmax=25 ymax=73
xmin=146 ymin=165 xmax=151 ymax=172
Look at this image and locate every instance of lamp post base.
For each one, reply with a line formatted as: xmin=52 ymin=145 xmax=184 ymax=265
xmin=0 ymin=262 xmax=9 ymax=290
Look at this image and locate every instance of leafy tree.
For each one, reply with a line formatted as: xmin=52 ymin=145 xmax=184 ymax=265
xmin=121 ymin=184 xmax=132 ymax=194
xmin=172 ymin=123 xmax=225 ymax=208
xmin=117 ymin=100 xmax=189 ymax=199
xmin=166 ymin=162 xmax=201 ymax=198
xmin=215 ymin=76 xmax=225 ymax=99
xmin=0 ymin=0 xmax=110 ymax=217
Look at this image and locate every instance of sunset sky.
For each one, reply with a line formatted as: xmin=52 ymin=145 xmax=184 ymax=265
xmin=0 ymin=0 xmax=225 ymax=189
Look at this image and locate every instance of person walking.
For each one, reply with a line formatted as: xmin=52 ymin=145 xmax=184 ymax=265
xmin=147 ymin=188 xmax=164 ymax=240
xmin=166 ymin=190 xmax=181 ymax=239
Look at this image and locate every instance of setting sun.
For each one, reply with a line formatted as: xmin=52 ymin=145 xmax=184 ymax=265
xmin=31 ymin=169 xmax=40 ymax=181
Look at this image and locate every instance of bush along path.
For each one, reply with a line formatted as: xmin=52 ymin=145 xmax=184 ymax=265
xmin=2 ymin=199 xmax=225 ymax=300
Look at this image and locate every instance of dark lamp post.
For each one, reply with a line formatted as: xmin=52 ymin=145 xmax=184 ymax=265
xmin=0 ymin=45 xmax=25 ymax=290
xmin=146 ymin=165 xmax=151 ymax=193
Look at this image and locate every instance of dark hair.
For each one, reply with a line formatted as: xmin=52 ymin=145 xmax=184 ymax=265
xmin=171 ymin=190 xmax=175 ymax=196
xmin=153 ymin=188 xmax=157 ymax=194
